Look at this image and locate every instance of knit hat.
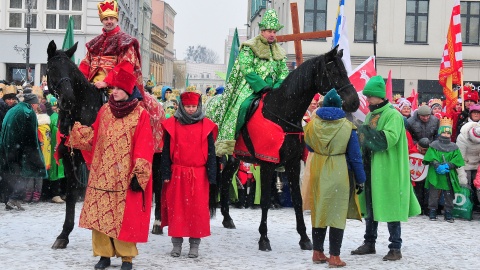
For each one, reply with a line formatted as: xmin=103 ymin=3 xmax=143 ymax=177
xmin=398 ymin=98 xmax=412 ymax=111
xmin=180 ymin=92 xmax=200 ymax=106
xmin=215 ymin=86 xmax=224 ymax=95
xmin=362 ymin=76 xmax=386 ymax=99
xmin=464 ymin=90 xmax=479 ymax=103
xmin=322 ymin=89 xmax=342 ymax=108
xmin=418 ymin=138 xmax=431 ymax=148
xmin=258 ymin=9 xmax=284 ymax=31
xmin=98 ymin=0 xmax=118 ymax=21
xmin=438 ymin=117 xmax=453 ymax=135
xmin=470 ymin=126 xmax=480 ymax=139
xmin=313 ymin=93 xmax=321 ymax=102
xmin=104 ymin=67 xmax=136 ymax=95
xmin=417 ymin=105 xmax=431 ymax=116
xmin=23 ymin=93 xmax=39 ymax=104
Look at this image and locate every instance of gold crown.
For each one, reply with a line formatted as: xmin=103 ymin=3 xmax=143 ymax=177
xmin=42 ymin=75 xmax=48 ymax=82
xmin=4 ymin=85 xmax=17 ymax=95
xmin=439 ymin=117 xmax=453 ymax=127
xmin=98 ymin=0 xmax=118 ymax=21
xmin=32 ymin=86 xmax=43 ymax=98
xmin=186 ymin=85 xmax=197 ymax=92
xmin=393 ymin=94 xmax=402 ymax=102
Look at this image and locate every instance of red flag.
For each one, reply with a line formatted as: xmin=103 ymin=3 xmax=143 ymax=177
xmin=349 ymin=56 xmax=376 ymax=122
xmin=407 ymin=89 xmax=418 ymax=111
xmin=386 ymin=70 xmax=393 ymax=102
xmin=439 ymin=0 xmax=462 ymax=117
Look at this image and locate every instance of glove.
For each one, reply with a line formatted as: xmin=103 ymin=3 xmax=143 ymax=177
xmin=356 ymin=183 xmax=364 ymax=195
xmin=130 ymin=175 xmax=143 ymax=192
xmin=435 ymin=164 xmax=450 ymax=175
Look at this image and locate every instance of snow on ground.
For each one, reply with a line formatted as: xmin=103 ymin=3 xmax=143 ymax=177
xmin=0 ymin=202 xmax=479 ymax=270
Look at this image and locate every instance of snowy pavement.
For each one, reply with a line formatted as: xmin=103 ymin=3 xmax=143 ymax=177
xmin=0 ymin=202 xmax=479 ymax=269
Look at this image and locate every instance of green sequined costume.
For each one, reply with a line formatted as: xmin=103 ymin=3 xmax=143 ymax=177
xmin=206 ymin=35 xmax=289 ymax=155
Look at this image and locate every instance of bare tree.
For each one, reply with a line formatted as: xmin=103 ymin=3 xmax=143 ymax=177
xmin=185 ymin=45 xmax=219 ymax=64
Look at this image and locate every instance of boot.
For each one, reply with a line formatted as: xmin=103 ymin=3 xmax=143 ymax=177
xmin=170 ymin=237 xmax=183 ymax=257
xmin=32 ymin=191 xmax=41 ymax=203
xmin=328 ymin=255 xmax=346 ymax=268
xmin=188 ymin=238 xmax=201 ymax=258
xmin=429 ymin=209 xmax=437 ymax=221
xmin=120 ymin=257 xmax=132 ymax=270
xmin=6 ymin=199 xmax=25 ymax=211
xmin=94 ymin=257 xmax=111 ymax=269
xmin=24 ymin=192 xmax=33 ymax=203
xmin=444 ymin=211 xmax=454 ymax=223
xmin=51 ymin=196 xmax=65 ymax=203
xmin=312 ymin=250 xmax=329 ymax=264
xmin=351 ymin=242 xmax=375 ymax=255
xmin=383 ymin=249 xmax=402 ymax=261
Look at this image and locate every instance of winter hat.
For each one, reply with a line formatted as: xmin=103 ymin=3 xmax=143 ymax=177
xmin=23 ymin=86 xmax=33 ymax=94
xmin=469 ymin=104 xmax=480 ymax=114
xmin=363 ymin=76 xmax=386 ymax=99
xmin=470 ymin=126 xmax=480 ymax=139
xmin=38 ymin=103 xmax=47 ymax=114
xmin=104 ymin=67 xmax=136 ymax=95
xmin=313 ymin=93 xmax=321 ymax=102
xmin=98 ymin=0 xmax=118 ymax=21
xmin=322 ymin=89 xmax=342 ymax=108
xmin=417 ymin=105 xmax=431 ymax=116
xmin=180 ymin=92 xmax=200 ymax=106
xmin=438 ymin=117 xmax=453 ymax=135
xmin=23 ymin=93 xmax=39 ymax=104
xmin=398 ymin=99 xmax=412 ymax=111
xmin=258 ymin=9 xmax=284 ymax=31
xmin=215 ymin=86 xmax=224 ymax=95
xmin=464 ymin=90 xmax=479 ymax=103
xmin=418 ymin=138 xmax=431 ymax=148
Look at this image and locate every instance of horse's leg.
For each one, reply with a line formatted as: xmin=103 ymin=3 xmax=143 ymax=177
xmin=151 ymin=153 xmax=163 ymax=235
xmin=220 ymin=155 xmax=239 ymax=229
xmin=258 ymin=163 xmax=276 ymax=251
xmin=52 ymin=151 xmax=78 ymax=249
xmin=286 ymin=158 xmax=313 ymax=250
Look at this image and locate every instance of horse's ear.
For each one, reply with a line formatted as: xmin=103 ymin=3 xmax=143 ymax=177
xmin=337 ymin=49 xmax=344 ymax=58
xmin=65 ymin=42 xmax=78 ymax=59
xmin=47 ymin=40 xmax=57 ymax=60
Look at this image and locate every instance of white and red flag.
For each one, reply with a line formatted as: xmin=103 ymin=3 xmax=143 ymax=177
xmin=439 ymin=0 xmax=463 ymax=118
xmin=349 ymin=56 xmax=376 ymax=122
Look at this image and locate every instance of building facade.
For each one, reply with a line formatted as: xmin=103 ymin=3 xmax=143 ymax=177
xmin=0 ymin=0 xmax=150 ymax=86
xmin=186 ymin=63 xmax=226 ymax=94
xmin=248 ymin=0 xmax=480 ymax=102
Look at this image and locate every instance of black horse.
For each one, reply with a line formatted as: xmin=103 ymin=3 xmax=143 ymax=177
xmin=47 ymin=40 xmax=105 ymax=249
xmin=212 ymin=46 xmax=359 ymax=251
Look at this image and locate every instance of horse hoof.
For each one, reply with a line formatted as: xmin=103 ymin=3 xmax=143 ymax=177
xmin=259 ymin=240 xmax=272 ymax=251
xmin=299 ymin=239 xmax=313 ymax=250
xmin=222 ymin=219 xmax=236 ymax=229
xmin=151 ymin=225 xmax=163 ymax=235
xmin=51 ymin=238 xmax=69 ymax=249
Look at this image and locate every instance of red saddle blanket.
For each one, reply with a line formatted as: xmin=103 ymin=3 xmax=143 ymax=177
xmin=234 ymin=100 xmax=285 ymax=163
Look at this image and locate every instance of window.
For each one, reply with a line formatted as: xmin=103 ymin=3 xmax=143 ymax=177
xmin=461 ymin=1 xmax=480 ymax=45
xmin=46 ymin=0 xmax=83 ymax=30
xmin=304 ymin=0 xmax=327 ymax=34
xmin=251 ymin=0 xmax=267 ymax=19
xmin=354 ymin=0 xmax=377 ymax=42
xmin=8 ymin=0 xmax=38 ymax=29
xmin=405 ymin=0 xmax=429 ymax=43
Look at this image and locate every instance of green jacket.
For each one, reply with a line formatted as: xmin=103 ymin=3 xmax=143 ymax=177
xmin=358 ymin=103 xmax=421 ymax=222
xmin=0 ymin=102 xmax=47 ymax=178
xmin=423 ymin=147 xmax=464 ymax=192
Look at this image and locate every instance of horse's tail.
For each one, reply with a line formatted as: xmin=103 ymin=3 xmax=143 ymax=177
xmin=209 ymin=183 xmax=217 ymax=218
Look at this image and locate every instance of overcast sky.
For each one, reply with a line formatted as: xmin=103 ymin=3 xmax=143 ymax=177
xmin=167 ymin=0 xmax=249 ymax=64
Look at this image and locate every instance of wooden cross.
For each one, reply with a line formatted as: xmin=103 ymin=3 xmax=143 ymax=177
xmin=276 ymin=2 xmax=333 ymax=66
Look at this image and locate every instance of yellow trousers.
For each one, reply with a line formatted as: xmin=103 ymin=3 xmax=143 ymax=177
xmin=92 ymin=230 xmax=138 ymax=261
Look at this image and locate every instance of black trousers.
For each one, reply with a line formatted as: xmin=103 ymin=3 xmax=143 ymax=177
xmin=312 ymin=227 xmax=344 ymax=256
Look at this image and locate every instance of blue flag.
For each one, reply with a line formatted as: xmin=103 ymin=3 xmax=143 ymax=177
xmin=332 ymin=0 xmax=352 ymax=75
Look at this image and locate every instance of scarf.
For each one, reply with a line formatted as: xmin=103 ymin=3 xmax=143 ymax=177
xmin=174 ymin=99 xmax=205 ymax=125
xmin=108 ymin=94 xmax=138 ymax=118
xmin=368 ymin=99 xmax=390 ymax=112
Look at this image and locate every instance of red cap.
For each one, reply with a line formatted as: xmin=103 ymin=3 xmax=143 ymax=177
xmin=313 ymin=93 xmax=320 ymax=102
xmin=181 ymin=92 xmax=200 ymax=106
xmin=464 ymin=90 xmax=479 ymax=103
xmin=104 ymin=68 xmax=136 ymax=95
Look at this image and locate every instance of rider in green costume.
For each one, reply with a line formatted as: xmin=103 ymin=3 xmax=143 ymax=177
xmin=206 ymin=9 xmax=289 ymax=156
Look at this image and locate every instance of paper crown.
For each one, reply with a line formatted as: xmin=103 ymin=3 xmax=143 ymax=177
xmin=439 ymin=117 xmax=453 ymax=128
xmin=429 ymin=98 xmax=442 ymax=107
xmin=98 ymin=0 xmax=119 ymax=21
xmin=42 ymin=75 xmax=48 ymax=83
xmin=32 ymin=86 xmax=43 ymax=98
xmin=4 ymin=85 xmax=17 ymax=95
xmin=393 ymin=94 xmax=402 ymax=102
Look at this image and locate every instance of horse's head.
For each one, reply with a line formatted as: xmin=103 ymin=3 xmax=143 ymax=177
xmin=319 ymin=46 xmax=360 ymax=113
xmin=47 ymin=40 xmax=78 ymax=111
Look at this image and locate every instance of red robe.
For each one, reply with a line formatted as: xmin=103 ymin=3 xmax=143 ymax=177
xmin=160 ymin=117 xmax=217 ymax=238
xmin=69 ymin=104 xmax=154 ymax=243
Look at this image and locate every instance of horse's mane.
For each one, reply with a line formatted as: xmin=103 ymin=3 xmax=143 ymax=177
xmin=277 ymin=55 xmax=323 ymax=98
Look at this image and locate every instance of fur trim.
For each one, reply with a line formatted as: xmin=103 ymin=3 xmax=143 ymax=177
xmin=241 ymin=35 xmax=286 ymax=61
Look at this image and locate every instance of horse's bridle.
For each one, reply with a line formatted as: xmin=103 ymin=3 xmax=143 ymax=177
xmin=323 ymin=58 xmax=353 ymax=95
